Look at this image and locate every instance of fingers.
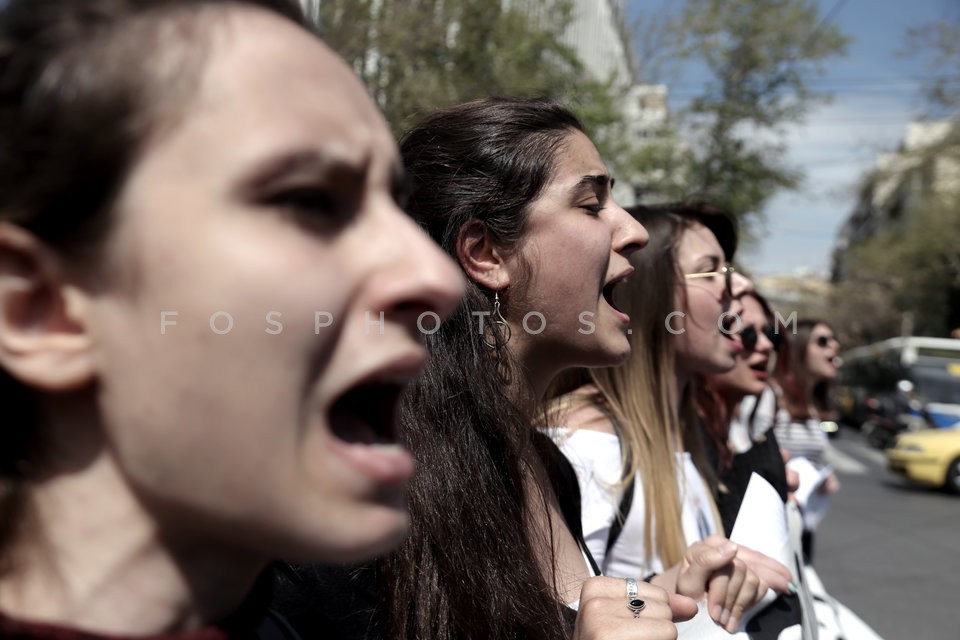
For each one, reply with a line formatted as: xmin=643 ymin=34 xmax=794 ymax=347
xmin=706 ymin=558 xmax=737 ymax=627
xmin=733 ymin=545 xmax=793 ymax=594
xmin=675 ymin=539 xmax=784 ymax=633
xmin=707 ymin=558 xmax=763 ymax=633
xmin=579 ymin=576 xmax=671 ymax=602
xmin=824 ymin=473 xmax=840 ymax=494
xmin=667 ymin=593 xmax=698 ymax=622
xmin=674 ymin=539 xmax=738 ymax=600
xmin=573 ymin=577 xmax=680 ymax=640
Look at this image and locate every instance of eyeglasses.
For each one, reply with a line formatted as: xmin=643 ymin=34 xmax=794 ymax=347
xmin=815 ymin=335 xmax=838 ymax=348
xmin=684 ymin=264 xmax=735 ymax=298
xmin=740 ymin=324 xmax=782 ymax=352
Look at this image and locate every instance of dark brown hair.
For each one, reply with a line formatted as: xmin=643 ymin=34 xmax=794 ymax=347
xmin=382 ymin=97 xmax=585 ymax=640
xmin=697 ymin=290 xmax=779 ymax=472
xmin=0 ymin=0 xmax=307 ymax=566
xmin=774 ymin=318 xmax=835 ymax=419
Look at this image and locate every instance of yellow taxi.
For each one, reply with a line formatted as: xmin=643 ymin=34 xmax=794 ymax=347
xmin=887 ymin=426 xmax=960 ymax=493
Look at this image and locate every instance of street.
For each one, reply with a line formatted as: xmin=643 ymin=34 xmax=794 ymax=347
xmin=814 ymin=428 xmax=960 ymax=640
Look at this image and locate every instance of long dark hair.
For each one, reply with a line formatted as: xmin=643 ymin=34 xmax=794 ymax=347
xmin=380 ymin=98 xmax=585 ymax=640
xmin=697 ymin=290 xmax=778 ymax=472
xmin=775 ymin=318 xmax=833 ymax=419
xmin=0 ymin=0 xmax=306 ymax=570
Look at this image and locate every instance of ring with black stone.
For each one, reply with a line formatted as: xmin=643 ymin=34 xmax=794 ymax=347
xmin=625 ymin=577 xmax=639 ymax=600
xmin=627 ymin=598 xmax=646 ymax=618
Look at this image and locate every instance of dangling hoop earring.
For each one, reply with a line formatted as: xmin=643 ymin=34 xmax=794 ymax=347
xmin=491 ymin=291 xmax=512 ymax=343
xmin=482 ymin=290 xmax=512 ymax=353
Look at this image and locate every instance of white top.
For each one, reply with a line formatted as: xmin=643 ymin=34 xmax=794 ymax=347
xmin=738 ymin=386 xmax=778 ymax=440
xmin=546 ymin=427 xmax=719 ymax=578
xmin=726 ymin=413 xmax=752 ymax=454
xmin=745 ymin=386 xmax=830 ymax=468
xmin=774 ymin=417 xmax=829 ymax=468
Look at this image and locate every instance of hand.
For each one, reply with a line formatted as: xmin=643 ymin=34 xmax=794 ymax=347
xmin=819 ymin=472 xmax=840 ymax=495
xmin=673 ymin=536 xmax=789 ymax=634
xmin=785 ymin=466 xmax=800 ymax=494
xmin=781 ymin=448 xmax=801 ymax=502
xmin=572 ymin=576 xmax=697 ymax=640
xmin=731 ymin=543 xmax=793 ymax=594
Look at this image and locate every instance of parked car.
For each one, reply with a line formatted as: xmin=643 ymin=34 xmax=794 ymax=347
xmin=887 ymin=426 xmax=960 ymax=493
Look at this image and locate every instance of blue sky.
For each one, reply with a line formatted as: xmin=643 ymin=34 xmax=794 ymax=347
xmin=626 ymin=0 xmax=956 ymax=277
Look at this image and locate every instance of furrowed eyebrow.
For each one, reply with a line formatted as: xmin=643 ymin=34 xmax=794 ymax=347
xmin=238 ymin=149 xmax=367 ymax=195
xmin=574 ymin=174 xmax=611 ymax=192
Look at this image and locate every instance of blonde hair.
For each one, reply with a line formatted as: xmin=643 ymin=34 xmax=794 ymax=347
xmin=554 ymin=206 xmax=724 ymax=568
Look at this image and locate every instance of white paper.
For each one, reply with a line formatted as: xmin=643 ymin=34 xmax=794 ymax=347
xmin=729 ymin=473 xmax=791 ymax=568
xmin=787 ymin=457 xmax=833 ymax=530
xmin=728 ymin=473 xmax=790 ymax=629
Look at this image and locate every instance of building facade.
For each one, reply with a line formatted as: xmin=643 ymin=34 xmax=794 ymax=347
xmin=833 ymin=118 xmax=960 ymax=281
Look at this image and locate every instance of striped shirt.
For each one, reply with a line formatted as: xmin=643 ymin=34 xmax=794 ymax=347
xmin=773 ymin=415 xmax=829 ymax=468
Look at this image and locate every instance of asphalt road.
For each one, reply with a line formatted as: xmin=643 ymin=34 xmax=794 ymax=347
xmin=814 ymin=428 xmax=960 ymax=640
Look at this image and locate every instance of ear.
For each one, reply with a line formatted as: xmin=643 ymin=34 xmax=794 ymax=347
xmin=0 ymin=223 xmax=96 ymax=392
xmin=455 ymin=220 xmax=511 ymax=291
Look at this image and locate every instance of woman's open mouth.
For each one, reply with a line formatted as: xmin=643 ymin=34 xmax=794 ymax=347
xmin=327 ymin=368 xmax=419 ymax=484
xmin=330 ymin=381 xmax=405 ymax=445
xmin=602 ymin=270 xmax=632 ymax=322
xmin=749 ymin=362 xmax=769 ymax=379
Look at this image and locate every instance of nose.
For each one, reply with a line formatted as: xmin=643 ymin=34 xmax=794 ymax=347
xmin=373 ymin=209 xmax=465 ymax=329
xmin=611 ymin=203 xmax=649 ymax=258
xmin=757 ymin=332 xmax=775 ymax=354
xmin=730 ymin=271 xmax=753 ymax=298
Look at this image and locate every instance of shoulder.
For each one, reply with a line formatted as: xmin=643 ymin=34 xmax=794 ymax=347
xmin=550 ymin=385 xmax=617 ymax=435
xmin=566 ymin=402 xmax=616 ymax=435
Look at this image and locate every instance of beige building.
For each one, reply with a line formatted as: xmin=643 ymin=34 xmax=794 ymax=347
xmin=833 ymin=117 xmax=960 ymax=280
xmin=754 ymin=271 xmax=834 ymax=321
xmin=549 ymin=0 xmax=671 ymax=204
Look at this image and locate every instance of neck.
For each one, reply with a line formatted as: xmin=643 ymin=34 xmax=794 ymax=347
xmin=723 ymin=387 xmax=746 ymax=411
xmin=0 ymin=440 xmax=264 ymax=634
xmin=505 ymin=342 xmax=555 ymax=410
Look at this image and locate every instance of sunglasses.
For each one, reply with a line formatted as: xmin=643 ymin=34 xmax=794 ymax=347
xmin=740 ymin=324 xmax=782 ymax=352
xmin=815 ymin=335 xmax=837 ymax=348
xmin=684 ymin=264 xmax=735 ymax=298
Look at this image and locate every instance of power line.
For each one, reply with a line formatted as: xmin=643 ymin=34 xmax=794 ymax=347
xmin=666 ymin=79 xmax=954 ymax=90
xmin=802 ymin=0 xmax=849 ymax=54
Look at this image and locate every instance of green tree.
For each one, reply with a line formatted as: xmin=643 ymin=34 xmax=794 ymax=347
xmin=903 ymin=7 xmax=960 ymax=116
xmin=830 ymin=177 xmax=960 ymax=346
xmin=831 ymin=11 xmax=960 ymax=347
xmin=631 ymin=0 xmax=849 ymax=235
xmin=315 ymin=0 xmax=618 ymax=140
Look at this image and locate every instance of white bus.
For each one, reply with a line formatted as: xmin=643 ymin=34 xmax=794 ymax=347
xmin=838 ymin=337 xmax=960 ymax=429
